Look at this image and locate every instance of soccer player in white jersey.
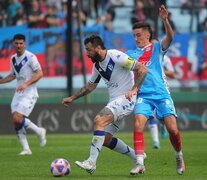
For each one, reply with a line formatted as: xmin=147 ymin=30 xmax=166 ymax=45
xmin=0 ymin=34 xmax=46 ymax=155
xmin=62 ymin=35 xmax=148 ymax=174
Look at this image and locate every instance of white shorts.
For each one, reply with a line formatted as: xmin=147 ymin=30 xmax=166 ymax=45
xmin=105 ymin=94 xmax=136 ymax=135
xmin=11 ymin=92 xmax=38 ymax=117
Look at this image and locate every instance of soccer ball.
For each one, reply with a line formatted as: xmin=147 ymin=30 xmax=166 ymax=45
xmin=50 ymin=158 xmax=70 ymax=177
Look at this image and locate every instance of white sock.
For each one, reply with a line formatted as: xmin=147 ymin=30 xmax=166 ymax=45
xmin=24 ymin=118 xmax=41 ymax=135
xmin=149 ymin=119 xmax=159 ymax=143
xmin=136 ymin=154 xmax=144 ymax=165
xmin=108 ymin=137 xmax=136 ymax=163
xmin=16 ymin=127 xmax=30 ymax=150
xmin=88 ymin=131 xmax=105 ymax=163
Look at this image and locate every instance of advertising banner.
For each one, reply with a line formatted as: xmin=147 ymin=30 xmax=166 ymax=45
xmin=0 ymin=103 xmax=207 ymax=134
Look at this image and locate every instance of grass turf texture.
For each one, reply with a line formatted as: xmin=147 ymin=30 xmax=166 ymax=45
xmin=0 ymin=131 xmax=207 ymax=180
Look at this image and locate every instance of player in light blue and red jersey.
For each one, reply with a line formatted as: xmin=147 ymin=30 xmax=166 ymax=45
xmin=125 ymin=5 xmax=185 ymax=176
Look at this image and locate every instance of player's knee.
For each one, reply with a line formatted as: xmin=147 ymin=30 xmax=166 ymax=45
xmin=103 ymin=133 xmax=113 ymax=147
xmin=168 ymin=128 xmax=179 ymax=135
xmin=12 ymin=113 xmax=23 ymax=124
xmin=94 ymin=115 xmax=108 ymax=129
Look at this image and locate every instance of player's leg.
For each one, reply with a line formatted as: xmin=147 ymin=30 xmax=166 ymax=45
xmin=14 ymin=94 xmax=46 ymax=147
xmin=164 ymin=115 xmax=185 ymax=175
xmin=24 ymin=117 xmax=46 ymax=147
xmin=12 ymin=112 xmax=31 ymax=155
xmin=130 ymin=98 xmax=154 ymax=175
xmin=103 ymin=94 xmax=142 ymax=163
xmin=157 ymin=98 xmax=185 ymax=175
xmin=130 ymin=114 xmax=147 ymax=175
xmin=75 ymin=107 xmax=113 ymax=174
xmin=148 ymin=117 xmax=160 ymax=149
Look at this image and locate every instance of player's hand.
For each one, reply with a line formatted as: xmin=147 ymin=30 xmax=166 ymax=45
xmin=125 ymin=90 xmax=136 ymax=101
xmin=159 ymin=5 xmax=168 ymax=21
xmin=16 ymin=83 xmax=28 ymax=93
xmin=62 ymin=97 xmax=73 ymax=107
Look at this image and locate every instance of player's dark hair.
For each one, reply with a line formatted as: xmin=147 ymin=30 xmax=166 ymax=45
xmin=132 ymin=22 xmax=153 ymax=41
xmin=13 ymin=34 xmax=25 ymax=41
xmin=84 ymin=35 xmax=106 ymax=50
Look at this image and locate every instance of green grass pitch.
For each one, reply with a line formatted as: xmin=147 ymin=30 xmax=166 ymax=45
xmin=0 ymin=131 xmax=207 ymax=180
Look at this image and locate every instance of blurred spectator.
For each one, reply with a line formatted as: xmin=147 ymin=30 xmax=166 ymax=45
xmin=105 ymin=0 xmax=125 ymax=10
xmin=72 ymin=0 xmax=88 ymax=28
xmin=131 ymin=0 xmax=145 ymax=25
xmin=7 ymin=0 xmax=23 ymax=26
xmin=143 ymin=0 xmax=156 ymax=23
xmin=198 ymin=17 xmax=207 ymax=32
xmin=104 ymin=8 xmax=116 ymax=31
xmin=0 ymin=3 xmax=7 ymax=27
xmin=44 ymin=4 xmax=60 ymax=28
xmin=11 ymin=6 xmax=27 ymax=25
xmin=94 ymin=8 xmax=115 ymax=31
xmin=94 ymin=0 xmax=109 ymax=18
xmin=28 ymin=0 xmax=46 ymax=28
xmin=58 ymin=0 xmax=68 ymax=27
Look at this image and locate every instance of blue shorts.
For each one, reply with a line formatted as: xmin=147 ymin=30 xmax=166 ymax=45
xmin=134 ymin=96 xmax=177 ymax=120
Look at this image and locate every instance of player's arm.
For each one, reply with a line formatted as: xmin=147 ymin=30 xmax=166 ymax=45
xmin=163 ymin=56 xmax=175 ymax=79
xmin=159 ymin=5 xmax=174 ymax=51
xmin=0 ymin=74 xmax=16 ymax=84
xmin=125 ymin=61 xmax=148 ymax=101
xmin=16 ymin=70 xmax=43 ymax=92
xmin=165 ymin=69 xmax=175 ymax=79
xmin=62 ymin=82 xmax=97 ymax=107
xmin=133 ymin=61 xmax=148 ymax=89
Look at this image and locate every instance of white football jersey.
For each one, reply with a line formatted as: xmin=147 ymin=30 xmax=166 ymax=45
xmin=162 ymin=55 xmax=174 ymax=72
xmin=10 ymin=50 xmax=41 ymax=97
xmin=89 ymin=49 xmax=136 ymax=101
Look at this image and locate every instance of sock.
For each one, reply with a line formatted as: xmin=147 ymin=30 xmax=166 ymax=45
xmin=169 ymin=131 xmax=182 ymax=152
xmin=108 ymin=137 xmax=136 ymax=163
xmin=88 ymin=130 xmax=105 ymax=163
xmin=149 ymin=119 xmax=159 ymax=143
xmin=134 ymin=131 xmax=144 ymax=155
xmin=15 ymin=119 xmax=30 ymax=150
xmin=24 ymin=118 xmax=41 ymax=135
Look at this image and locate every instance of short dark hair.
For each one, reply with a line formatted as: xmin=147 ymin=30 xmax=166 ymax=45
xmin=132 ymin=22 xmax=153 ymax=41
xmin=13 ymin=34 xmax=25 ymax=41
xmin=84 ymin=35 xmax=106 ymax=49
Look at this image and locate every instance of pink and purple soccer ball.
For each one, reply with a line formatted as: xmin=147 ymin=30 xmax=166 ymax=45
xmin=50 ymin=158 xmax=70 ymax=177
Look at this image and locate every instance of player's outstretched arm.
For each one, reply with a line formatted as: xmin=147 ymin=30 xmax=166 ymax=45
xmin=0 ymin=74 xmax=16 ymax=84
xmin=159 ymin=5 xmax=174 ymax=51
xmin=62 ymin=82 xmax=97 ymax=107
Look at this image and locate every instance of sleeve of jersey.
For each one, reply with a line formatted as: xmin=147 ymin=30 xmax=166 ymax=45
xmin=89 ymin=67 xmax=101 ymax=84
xmin=116 ymin=52 xmax=136 ymax=71
xmin=30 ymin=54 xmax=42 ymax=71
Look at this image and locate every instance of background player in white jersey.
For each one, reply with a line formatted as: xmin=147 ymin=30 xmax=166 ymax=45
xmin=148 ymin=48 xmax=176 ymax=149
xmin=0 ymin=34 xmax=46 ymax=155
xmin=62 ymin=35 xmax=148 ymax=174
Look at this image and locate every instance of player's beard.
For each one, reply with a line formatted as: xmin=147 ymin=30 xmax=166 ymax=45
xmin=91 ymin=51 xmax=102 ymax=63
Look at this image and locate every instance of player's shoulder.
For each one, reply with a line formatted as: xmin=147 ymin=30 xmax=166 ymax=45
xmin=25 ymin=50 xmax=37 ymax=59
xmin=108 ymin=49 xmax=129 ymax=57
xmin=107 ymin=49 xmax=124 ymax=55
xmin=125 ymin=49 xmax=136 ymax=56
